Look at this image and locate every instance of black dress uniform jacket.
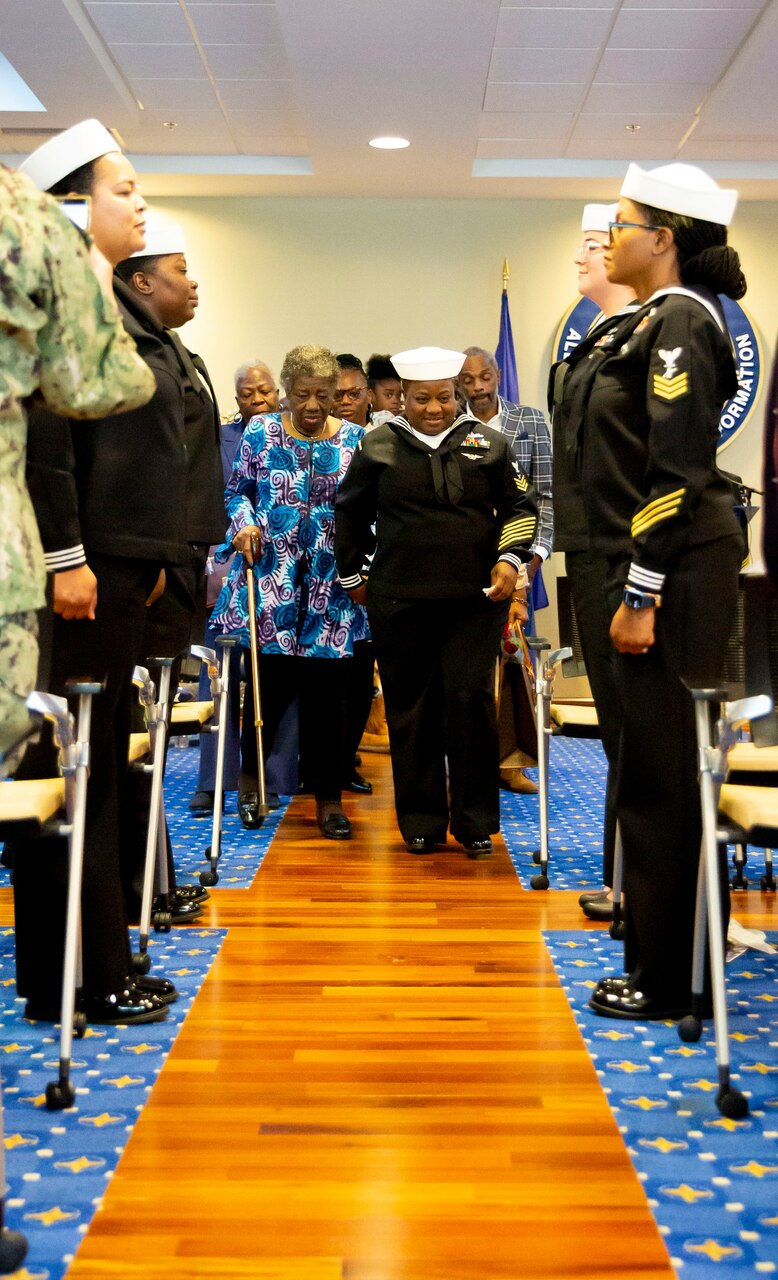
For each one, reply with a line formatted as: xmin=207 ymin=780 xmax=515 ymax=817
xmin=335 ymin=414 xmax=538 ymax=597
xmin=26 ymin=278 xmax=189 ymax=569
xmin=576 ymin=287 xmax=740 ymax=592
xmin=166 ymin=332 xmax=225 ymax=546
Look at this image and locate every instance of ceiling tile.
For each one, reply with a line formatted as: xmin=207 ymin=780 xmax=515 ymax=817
xmin=683 ymin=137 xmax=778 ymax=161
xmin=122 ymin=111 xmax=234 ymax=153
xmin=495 ymin=6 xmax=615 ymax=47
xmin=216 ymin=79 xmax=300 ymax=120
xmin=564 ymin=135 xmax=680 ymax=158
xmin=479 ymin=111 xmax=573 ymax=140
xmin=485 ymin=81 xmax=585 ymax=112
xmin=583 ymin=80 xmax=708 ymax=112
xmin=85 ymin=3 xmax=192 ymax=43
xmin=610 ymin=6 xmax=759 ymax=48
xmin=110 ymin=43 xmax=206 ymax=78
xmin=623 ymin=0 xmax=759 ymax=8
xmin=188 ymin=3 xmax=284 ymax=43
xmin=573 ymin=111 xmax=695 ymax=141
xmin=201 ymin=43 xmax=288 ymax=77
xmin=130 ymin=78 xmax=219 ymax=110
xmin=489 ymin=46 xmax=598 ymax=80
xmin=476 ymin=137 xmax=567 ymax=159
xmin=596 ymin=46 xmax=729 ymax=83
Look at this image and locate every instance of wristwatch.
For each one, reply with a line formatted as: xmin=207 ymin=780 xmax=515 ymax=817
xmin=623 ymin=587 xmax=661 ymax=610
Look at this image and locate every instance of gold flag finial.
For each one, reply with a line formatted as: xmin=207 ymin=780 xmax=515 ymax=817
xmin=502 ymin=257 xmax=510 ymax=291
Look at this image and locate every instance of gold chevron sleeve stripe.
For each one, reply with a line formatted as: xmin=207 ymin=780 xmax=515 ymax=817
xmin=632 ymin=486 xmax=686 ymax=526
xmin=514 ymin=473 xmax=529 ymax=492
xmin=500 ymin=518 xmax=536 ymax=538
xmin=653 ymin=372 xmax=689 ymax=401
xmin=632 ymin=497 xmax=683 ymax=537
xmin=498 ymin=525 xmax=536 ymax=550
xmin=632 ymin=502 xmax=683 ymax=537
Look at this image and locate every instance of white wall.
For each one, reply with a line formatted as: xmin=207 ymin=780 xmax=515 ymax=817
xmin=155 ymin=194 xmax=777 ymax=653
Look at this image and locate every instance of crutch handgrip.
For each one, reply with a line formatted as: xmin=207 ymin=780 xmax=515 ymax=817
xmin=525 ymin=636 xmax=550 ymax=653
xmin=723 ymin=693 xmax=772 ymax=731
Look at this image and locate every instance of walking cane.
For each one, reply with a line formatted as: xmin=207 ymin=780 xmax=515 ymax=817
xmin=245 ymin=534 xmax=270 ymax=823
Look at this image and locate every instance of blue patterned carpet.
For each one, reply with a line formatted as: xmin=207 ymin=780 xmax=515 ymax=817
xmin=502 ymin=735 xmax=773 ymax=894
xmin=1 ymin=926 xmax=225 ymax=1280
xmin=546 ymin=928 xmax=778 ymax=1279
xmin=164 ymin=745 xmax=289 ymax=890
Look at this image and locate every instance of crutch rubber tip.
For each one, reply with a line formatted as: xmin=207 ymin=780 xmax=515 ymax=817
xmin=760 ymin=874 xmax=776 ymax=891
xmin=532 ymin=850 xmax=542 ymax=865
xmin=678 ymin=1015 xmax=703 ymax=1043
xmin=718 ymin=1087 xmax=748 ymax=1120
xmin=45 ymin=1079 xmax=75 ymax=1111
xmin=74 ymin=1011 xmax=88 ymax=1039
xmin=0 ymin=1228 xmax=28 ymax=1273
xmin=530 ymin=874 xmax=549 ymax=890
xmin=609 ymin=920 xmax=625 ymax=941
xmin=131 ymin=952 xmax=152 ymax=976
xmin=152 ymin=912 xmax=172 ymax=933
xmin=199 ymin=870 xmax=218 ymax=887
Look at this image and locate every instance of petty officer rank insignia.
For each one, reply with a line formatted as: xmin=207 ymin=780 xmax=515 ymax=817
xmin=462 ymin=432 xmax=491 ymax=450
xmin=653 ymin=346 xmax=689 ymax=401
xmin=511 ymin=459 xmax=529 ymax=492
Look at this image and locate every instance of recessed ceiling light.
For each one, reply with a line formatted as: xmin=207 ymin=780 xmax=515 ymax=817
xmin=625 ymin=122 xmax=641 ymax=133
xmin=163 ymin=120 xmax=178 ymax=129
xmin=369 ymin=135 xmax=410 ymax=150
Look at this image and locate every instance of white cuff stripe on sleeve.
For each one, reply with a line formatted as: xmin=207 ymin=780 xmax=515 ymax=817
xmin=499 ymin=553 xmax=523 ymax=573
xmin=628 ymin=563 xmax=665 ymax=591
xmin=339 ymin=573 xmax=363 ymax=590
xmin=45 ymin=545 xmax=87 ymax=572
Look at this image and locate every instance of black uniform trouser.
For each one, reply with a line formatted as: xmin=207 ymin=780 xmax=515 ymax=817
xmin=369 ymin=593 xmax=507 ymax=843
xmin=608 ymin=534 xmax=741 ymax=1003
xmin=240 ymin=654 xmax=351 ymax=802
xmin=565 ymin=548 xmax=623 ymax=885
xmin=119 ymin=544 xmax=208 ymax=919
xmin=11 ymin=553 xmax=158 ymax=1003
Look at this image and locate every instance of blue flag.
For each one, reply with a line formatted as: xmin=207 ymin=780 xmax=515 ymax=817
xmin=495 ymin=289 xmax=519 ymax=404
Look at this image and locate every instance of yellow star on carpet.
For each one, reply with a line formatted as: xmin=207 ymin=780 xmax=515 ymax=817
xmin=0 ymin=977 xmax=16 ymax=986
xmin=685 ymin=1240 xmax=740 ymax=1263
xmin=79 ymin=1113 xmax=123 ymax=1128
xmin=731 ymin=1160 xmax=778 ymax=1178
xmin=688 ymin=1078 xmax=717 ymax=1092
xmin=103 ymin=1075 xmax=143 ymax=1089
xmin=663 ymin=1183 xmax=713 ymax=1204
xmin=741 ymin=1062 xmax=777 ymax=1075
xmin=171 ymin=968 xmax=194 ymax=977
xmin=1 ymin=928 xmax=13 ymax=937
xmin=625 ymin=1096 xmax=667 ymax=1110
xmin=10 ymin=1268 xmax=50 ymax=1280
xmin=706 ymin=1116 xmax=748 ymax=1132
xmin=80 ymin=1027 xmax=105 ymax=1038
xmin=1 ymin=1042 xmax=30 ymax=1054
xmin=4 ymin=1133 xmax=35 ymax=1150
xmin=596 ymin=1030 xmax=633 ymax=1041
xmin=575 ymin=980 xmax=598 ymax=989
xmin=561 ymin=941 xmax=583 ymax=949
xmin=20 ymin=1094 xmax=47 ymax=1107
xmin=124 ymin=1043 xmax=159 ymax=1055
xmin=729 ymin=1032 xmax=756 ymax=1043
xmin=55 ymin=1155 xmax=104 ymax=1174
xmin=24 ymin=1205 xmax=78 ymax=1227
xmin=755 ymin=993 xmax=777 ymax=1002
xmin=761 ymin=1215 xmax=778 ymax=1227
xmin=184 ymin=949 xmax=205 ymax=956
xmin=571 ymin=959 xmax=593 ymax=967
xmin=667 ymin=1046 xmax=701 ymax=1057
xmin=640 ymin=1137 xmax=687 ymax=1154
xmin=610 ymin=1061 xmax=647 ymax=1074
xmin=737 ymin=972 xmax=759 ymax=979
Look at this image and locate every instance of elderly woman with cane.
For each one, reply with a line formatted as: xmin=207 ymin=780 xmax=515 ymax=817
xmin=211 ymin=344 xmax=367 ymax=840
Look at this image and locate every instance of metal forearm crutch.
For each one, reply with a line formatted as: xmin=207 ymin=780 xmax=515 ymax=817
xmin=526 ymin=638 xmax=572 ymax=890
xmin=245 ymin=537 xmax=270 ymax=823
xmin=131 ymin=659 xmax=175 ymax=975
xmin=678 ymin=689 xmax=771 ymax=1118
xmin=27 ymin=683 xmax=101 ymax=1111
xmin=192 ymin=637 xmax=239 ymax=887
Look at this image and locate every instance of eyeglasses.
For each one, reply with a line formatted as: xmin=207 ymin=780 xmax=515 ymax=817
xmin=608 ymin=220 xmax=662 ymax=240
xmin=576 ymin=240 xmax=607 ymax=260
xmin=333 ymin=386 xmax=368 ymax=402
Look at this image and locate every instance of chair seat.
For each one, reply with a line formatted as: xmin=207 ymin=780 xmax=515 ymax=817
xmin=728 ymin=742 xmax=778 ymax=774
xmin=0 ymin=777 xmax=65 ymax=836
xmin=719 ymin=784 xmax=778 ymax=845
xmin=551 ymin=702 xmax=599 ymax=730
xmin=128 ymin=732 xmax=150 ymax=763
xmin=170 ymin=700 xmax=213 ymax=729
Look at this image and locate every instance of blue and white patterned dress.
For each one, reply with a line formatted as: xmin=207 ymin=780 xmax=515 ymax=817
xmin=211 ymin=413 xmax=368 ymax=657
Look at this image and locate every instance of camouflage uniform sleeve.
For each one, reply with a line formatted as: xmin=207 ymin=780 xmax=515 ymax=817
xmin=34 ymin=195 xmax=155 ymax=419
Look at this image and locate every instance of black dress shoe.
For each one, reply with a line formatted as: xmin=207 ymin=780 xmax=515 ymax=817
xmin=318 ymin=810 xmax=352 ymax=840
xmin=464 ymin=838 xmax=493 ymax=859
xmin=592 ymin=974 xmax=631 ymax=997
xmin=174 ymin=884 xmax=210 ymax=903
xmin=237 ymin=791 xmax=263 ymax=829
xmin=582 ymin=897 xmax=614 ymax=922
xmin=589 ymin=984 xmax=689 ymax=1021
xmin=83 ymin=984 xmax=168 ymax=1025
xmin=153 ymin=892 xmax=203 ymax=923
xmin=344 ymin=771 xmax=373 ymax=795
xmin=189 ymin=790 xmax=214 ymax=815
xmin=578 ymin=888 xmax=609 ymax=906
xmin=405 ymin=836 xmax=438 ymax=854
xmin=134 ymin=974 xmax=179 ymax=1004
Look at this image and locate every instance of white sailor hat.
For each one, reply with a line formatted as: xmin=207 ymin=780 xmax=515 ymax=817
xmin=130 ymin=214 xmax=186 ymax=258
xmin=581 ymin=203 xmax=618 ymax=233
xmin=19 ymin=118 xmax=120 ymax=193
xmin=620 ymin=162 xmax=738 ymax=227
xmin=390 ymin=346 xmax=465 ymax=381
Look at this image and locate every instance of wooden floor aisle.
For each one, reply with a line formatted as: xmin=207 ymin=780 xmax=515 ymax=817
xmin=50 ymin=757 xmax=769 ymax=1280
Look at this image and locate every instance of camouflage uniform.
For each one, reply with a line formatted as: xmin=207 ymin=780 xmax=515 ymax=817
xmin=0 ymin=165 xmax=154 ymax=736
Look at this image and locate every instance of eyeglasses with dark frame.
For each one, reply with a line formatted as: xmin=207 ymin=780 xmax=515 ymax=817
xmin=608 ymin=219 xmax=663 ymax=241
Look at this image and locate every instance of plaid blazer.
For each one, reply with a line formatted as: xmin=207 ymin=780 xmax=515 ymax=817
xmin=494 ymin=396 xmax=553 ymax=558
